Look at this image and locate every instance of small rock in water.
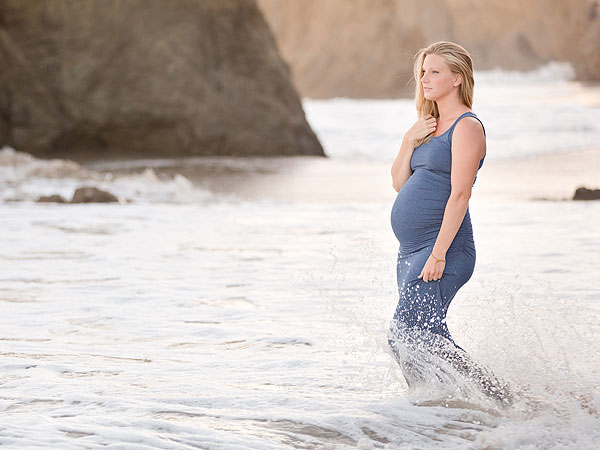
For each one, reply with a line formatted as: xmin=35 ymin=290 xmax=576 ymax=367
xmin=573 ymin=186 xmax=600 ymax=200
xmin=71 ymin=187 xmax=118 ymax=203
xmin=37 ymin=194 xmax=68 ymax=203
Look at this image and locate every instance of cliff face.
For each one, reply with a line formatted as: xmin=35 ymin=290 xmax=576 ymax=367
xmin=258 ymin=0 xmax=599 ymax=98
xmin=0 ymin=0 xmax=324 ymax=159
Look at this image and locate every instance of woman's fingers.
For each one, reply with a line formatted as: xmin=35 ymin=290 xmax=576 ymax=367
xmin=419 ymin=258 xmax=446 ymax=282
xmin=428 ymin=120 xmax=437 ymax=133
xmin=434 ymin=263 xmax=445 ymax=280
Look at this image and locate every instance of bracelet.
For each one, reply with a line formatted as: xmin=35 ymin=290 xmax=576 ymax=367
xmin=430 ymin=253 xmax=446 ymax=264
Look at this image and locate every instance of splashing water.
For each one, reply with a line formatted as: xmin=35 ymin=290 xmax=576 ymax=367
xmin=1 ymin=66 xmax=599 ymax=448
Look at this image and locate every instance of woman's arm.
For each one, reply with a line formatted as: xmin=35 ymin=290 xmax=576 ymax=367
xmin=391 ymin=135 xmax=416 ymax=192
xmin=391 ymin=115 xmax=437 ymax=192
xmin=419 ymin=118 xmax=486 ymax=282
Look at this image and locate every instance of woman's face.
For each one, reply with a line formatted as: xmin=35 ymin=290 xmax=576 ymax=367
xmin=420 ymin=53 xmax=460 ymax=102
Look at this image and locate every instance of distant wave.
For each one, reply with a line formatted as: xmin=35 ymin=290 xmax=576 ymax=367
xmin=475 ymin=61 xmax=576 ymax=83
xmin=303 ymin=66 xmax=600 ymax=161
xmin=0 ymin=147 xmax=210 ymax=204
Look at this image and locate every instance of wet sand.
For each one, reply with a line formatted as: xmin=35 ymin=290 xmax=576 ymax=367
xmin=475 ymin=148 xmax=600 ymax=201
xmin=87 ymin=147 xmax=600 ymax=203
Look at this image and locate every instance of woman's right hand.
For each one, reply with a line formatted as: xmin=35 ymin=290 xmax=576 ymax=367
xmin=405 ymin=114 xmax=437 ymax=143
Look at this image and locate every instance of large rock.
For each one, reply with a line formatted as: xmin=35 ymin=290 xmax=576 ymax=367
xmin=259 ymin=0 xmax=431 ymax=98
xmin=257 ymin=0 xmax=599 ymax=98
xmin=71 ymin=187 xmax=119 ymax=203
xmin=573 ymin=9 xmax=600 ymax=82
xmin=0 ymin=0 xmax=324 ymax=159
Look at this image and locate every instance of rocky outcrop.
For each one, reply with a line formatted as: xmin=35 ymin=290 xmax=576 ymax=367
xmin=573 ymin=186 xmax=600 ymax=200
xmin=37 ymin=194 xmax=67 ymax=203
xmin=573 ymin=5 xmax=600 ymax=82
xmin=258 ymin=0 xmax=426 ymax=98
xmin=71 ymin=187 xmax=119 ymax=203
xmin=37 ymin=187 xmax=119 ymax=203
xmin=257 ymin=0 xmax=600 ymax=98
xmin=0 ymin=0 xmax=324 ymax=159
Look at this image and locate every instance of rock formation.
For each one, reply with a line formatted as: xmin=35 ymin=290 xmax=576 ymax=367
xmin=37 ymin=194 xmax=67 ymax=203
xmin=0 ymin=0 xmax=324 ymax=159
xmin=257 ymin=0 xmax=600 ymax=98
xmin=71 ymin=187 xmax=119 ymax=203
xmin=573 ymin=186 xmax=600 ymax=200
xmin=37 ymin=186 xmax=120 ymax=203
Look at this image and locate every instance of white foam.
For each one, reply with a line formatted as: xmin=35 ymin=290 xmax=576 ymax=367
xmin=0 ymin=146 xmax=211 ymax=204
xmin=475 ymin=60 xmax=576 ymax=83
xmin=0 ymin=198 xmax=598 ymax=448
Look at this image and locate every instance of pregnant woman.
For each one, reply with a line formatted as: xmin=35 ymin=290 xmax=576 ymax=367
xmin=387 ymin=41 xmax=508 ymax=402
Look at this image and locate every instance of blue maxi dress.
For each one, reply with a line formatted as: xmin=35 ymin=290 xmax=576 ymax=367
xmin=387 ymin=111 xmax=486 ymax=372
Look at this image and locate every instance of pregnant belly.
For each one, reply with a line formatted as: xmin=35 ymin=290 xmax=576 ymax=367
xmin=390 ymin=171 xmax=450 ymax=252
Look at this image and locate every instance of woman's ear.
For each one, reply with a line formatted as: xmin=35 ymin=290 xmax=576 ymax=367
xmin=454 ymin=75 xmax=462 ymax=87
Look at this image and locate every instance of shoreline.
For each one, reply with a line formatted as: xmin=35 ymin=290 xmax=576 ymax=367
xmin=2 ymin=145 xmax=597 ymax=204
xmin=475 ymin=147 xmax=600 ymax=201
xmin=84 ymin=147 xmax=599 ymax=203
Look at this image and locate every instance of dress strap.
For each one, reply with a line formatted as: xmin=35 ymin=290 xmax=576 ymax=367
xmin=448 ymin=112 xmax=486 ymax=141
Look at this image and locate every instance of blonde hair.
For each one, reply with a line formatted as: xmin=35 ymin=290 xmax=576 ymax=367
xmin=412 ymin=41 xmax=474 ymax=148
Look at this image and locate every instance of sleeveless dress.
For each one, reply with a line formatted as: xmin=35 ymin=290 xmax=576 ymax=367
xmin=387 ymin=111 xmax=486 ymax=365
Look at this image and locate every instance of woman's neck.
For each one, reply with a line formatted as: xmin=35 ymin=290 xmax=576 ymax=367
xmin=435 ymin=95 xmax=469 ymax=121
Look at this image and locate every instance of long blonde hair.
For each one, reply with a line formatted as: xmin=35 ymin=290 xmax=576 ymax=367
xmin=412 ymin=41 xmax=474 ymax=148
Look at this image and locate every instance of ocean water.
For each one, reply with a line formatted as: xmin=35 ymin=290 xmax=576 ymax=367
xmin=303 ymin=61 xmax=600 ymax=162
xmin=1 ymin=63 xmax=599 ymax=449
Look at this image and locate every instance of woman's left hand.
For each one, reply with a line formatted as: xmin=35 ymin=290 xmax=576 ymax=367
xmin=418 ymin=254 xmax=446 ymax=282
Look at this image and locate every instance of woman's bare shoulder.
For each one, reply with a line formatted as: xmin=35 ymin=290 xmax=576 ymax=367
xmin=453 ymin=116 xmax=485 ymax=140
